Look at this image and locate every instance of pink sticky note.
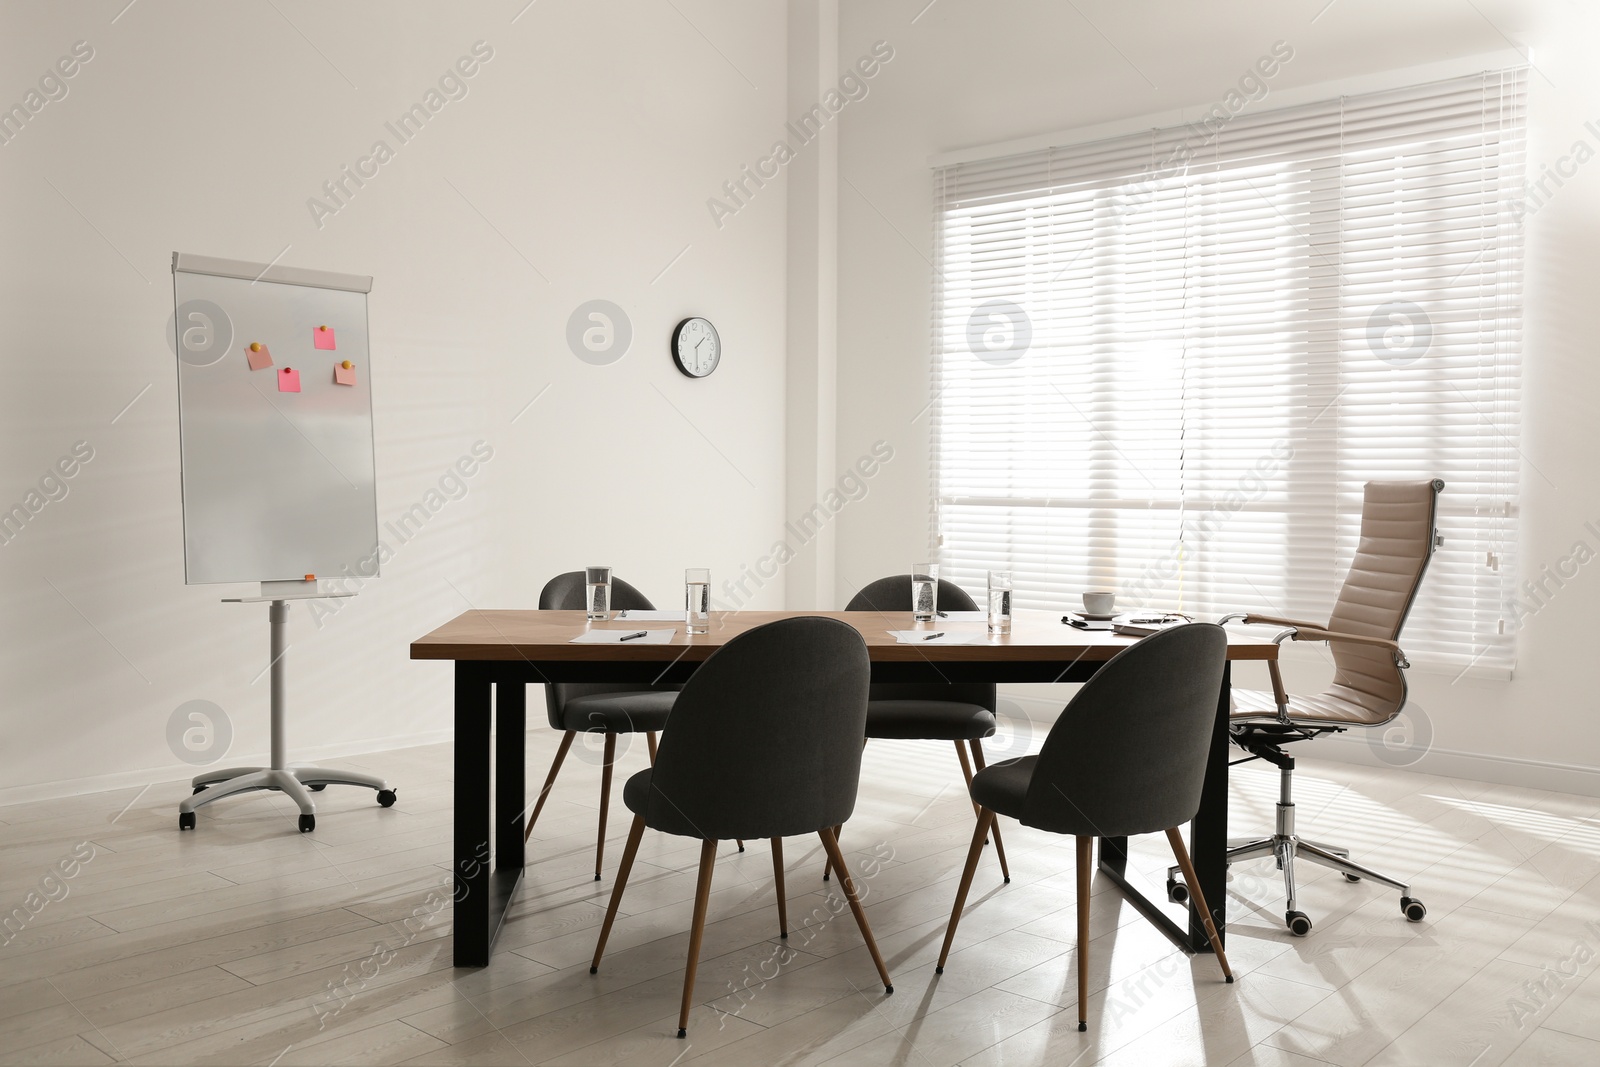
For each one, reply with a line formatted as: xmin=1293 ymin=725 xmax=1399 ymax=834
xmin=313 ymin=326 xmax=337 ymax=350
xmin=278 ymin=367 xmax=301 ymax=393
xmin=334 ymin=362 xmax=356 ymax=386
xmin=246 ymin=344 xmax=273 ymax=371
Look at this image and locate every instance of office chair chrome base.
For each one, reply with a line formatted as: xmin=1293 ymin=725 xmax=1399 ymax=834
xmin=180 ymin=765 xmax=395 ymax=832
xmin=1168 ymin=758 xmax=1425 ymax=934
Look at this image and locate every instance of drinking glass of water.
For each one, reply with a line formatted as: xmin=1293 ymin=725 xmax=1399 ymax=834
xmin=585 ymin=565 xmax=612 ymax=620
xmin=685 ymin=568 xmax=710 ymax=635
xmin=987 ymin=570 xmax=1013 ymax=635
xmin=912 ymin=562 xmax=939 ymax=621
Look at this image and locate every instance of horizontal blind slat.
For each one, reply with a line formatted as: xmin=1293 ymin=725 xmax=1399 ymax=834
xmin=931 ymin=68 xmax=1525 ymax=671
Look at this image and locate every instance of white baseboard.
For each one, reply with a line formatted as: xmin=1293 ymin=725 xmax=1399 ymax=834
xmin=1304 ymin=732 xmax=1600 ymax=798
xmin=997 ymin=689 xmax=1600 ymax=798
xmin=0 ymin=729 xmax=457 ymax=808
xmin=14 ymin=703 xmax=1597 ymax=809
xmin=995 ymin=691 xmax=1066 ymax=722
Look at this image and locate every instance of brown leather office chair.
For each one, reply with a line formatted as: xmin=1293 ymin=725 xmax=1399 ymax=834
xmin=1194 ymin=479 xmax=1442 ymax=936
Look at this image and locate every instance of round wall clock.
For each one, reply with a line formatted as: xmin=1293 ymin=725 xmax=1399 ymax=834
xmin=671 ymin=317 xmax=720 ymax=378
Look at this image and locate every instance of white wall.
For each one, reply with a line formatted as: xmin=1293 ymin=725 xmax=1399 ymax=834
xmin=833 ymin=0 xmax=1600 ymax=794
xmin=9 ymin=0 xmax=1600 ymax=801
xmin=0 ymin=0 xmax=794 ymax=800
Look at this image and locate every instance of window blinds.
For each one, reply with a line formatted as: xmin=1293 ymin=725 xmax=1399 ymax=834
xmin=931 ymin=69 xmax=1525 ymax=673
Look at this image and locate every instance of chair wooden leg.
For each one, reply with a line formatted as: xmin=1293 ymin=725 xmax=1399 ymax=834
xmin=970 ymin=740 xmax=1011 ymax=883
xmin=822 ymin=823 xmax=843 ymax=881
xmin=771 ymin=837 xmax=787 ymax=938
xmin=1076 ymin=836 xmax=1092 ymax=1031
xmin=595 ymin=732 xmax=616 ymax=881
xmin=1166 ymin=827 xmax=1234 ymax=983
xmin=818 ymin=826 xmax=892 ymax=994
xmin=590 ymin=815 xmax=645 ymax=973
xmin=524 ymin=731 xmax=576 ymax=843
xmin=954 ymin=740 xmax=978 ymax=814
xmin=647 ymin=731 xmax=657 ymax=764
xmin=823 ymin=741 xmax=869 ymax=881
xmin=677 ymin=839 xmax=718 ymax=1038
xmin=737 ymin=840 xmax=745 ymax=852
xmin=936 ymin=806 xmax=995 ymax=973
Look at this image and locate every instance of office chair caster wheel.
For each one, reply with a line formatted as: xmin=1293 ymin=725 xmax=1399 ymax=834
xmin=298 ymin=814 xmax=315 ymax=833
xmin=1286 ymin=910 xmax=1313 ymax=936
xmin=377 ymin=789 xmax=397 ymax=808
xmin=178 ymin=811 xmax=196 ymax=831
xmin=308 ymin=784 xmax=326 ymax=792
xmin=1166 ymin=877 xmax=1190 ymax=905
xmin=1401 ymin=896 xmax=1426 ymax=922
xmin=192 ymin=785 xmax=207 ymax=795
xmin=1344 ymin=873 xmax=1361 ymax=882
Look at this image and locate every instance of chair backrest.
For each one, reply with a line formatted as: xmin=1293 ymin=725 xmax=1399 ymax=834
xmin=1020 ymin=623 xmax=1228 ymax=838
xmin=640 ymin=616 xmax=871 ymax=841
xmin=1320 ymin=479 xmax=1442 ymax=725
xmin=847 ymin=575 xmax=996 ymax=711
xmin=539 ymin=571 xmax=657 ymax=613
xmin=538 ymin=571 xmax=674 ymax=730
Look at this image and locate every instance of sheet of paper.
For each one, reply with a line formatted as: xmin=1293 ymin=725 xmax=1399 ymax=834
xmin=936 ymin=610 xmax=987 ymax=622
xmin=334 ymin=361 xmax=356 ymax=386
xmin=569 ymin=628 xmax=677 ymax=644
xmin=887 ymin=630 xmax=989 ymax=645
xmin=278 ymin=367 xmax=301 ymax=393
xmin=314 ymin=326 xmax=337 ymax=350
xmin=246 ymin=344 xmax=273 ymax=371
xmin=613 ymin=610 xmax=687 ymax=621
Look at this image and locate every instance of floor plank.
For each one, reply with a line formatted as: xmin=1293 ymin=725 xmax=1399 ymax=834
xmin=3 ymin=736 xmax=1598 ymax=1066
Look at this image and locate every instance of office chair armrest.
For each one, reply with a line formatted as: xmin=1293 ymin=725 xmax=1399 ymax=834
xmin=1286 ymin=626 xmax=1411 ymax=669
xmin=1216 ymin=615 xmax=1301 ymax=721
xmin=1220 ymin=612 xmax=1325 ymax=631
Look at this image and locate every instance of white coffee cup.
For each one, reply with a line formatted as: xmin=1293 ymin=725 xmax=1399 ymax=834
xmin=1082 ymin=591 xmax=1116 ymax=615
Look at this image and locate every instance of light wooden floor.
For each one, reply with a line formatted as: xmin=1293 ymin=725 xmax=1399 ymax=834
xmin=3 ymin=730 xmax=1600 ymax=1066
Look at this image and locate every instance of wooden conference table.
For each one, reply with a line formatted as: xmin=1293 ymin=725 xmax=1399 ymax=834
xmin=410 ymin=609 xmax=1276 ymax=967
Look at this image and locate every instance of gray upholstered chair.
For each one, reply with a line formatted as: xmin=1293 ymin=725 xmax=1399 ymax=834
xmin=1213 ymin=479 xmax=1441 ymax=935
xmin=529 ymin=571 xmax=679 ymax=881
xmin=825 ymin=575 xmax=1008 ymax=883
xmin=589 ymin=616 xmax=893 ymax=1039
xmin=937 ymin=623 xmax=1234 ymax=1032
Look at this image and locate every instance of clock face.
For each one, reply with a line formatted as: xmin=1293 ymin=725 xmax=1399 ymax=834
xmin=671 ymin=317 xmax=720 ymax=378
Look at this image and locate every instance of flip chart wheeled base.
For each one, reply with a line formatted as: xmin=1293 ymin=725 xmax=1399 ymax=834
xmin=178 ymin=594 xmax=394 ymax=833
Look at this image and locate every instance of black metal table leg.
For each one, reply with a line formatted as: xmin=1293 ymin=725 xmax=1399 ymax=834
xmin=454 ymin=662 xmax=493 ymax=966
xmin=1190 ymin=662 xmax=1231 ymax=953
xmin=495 ymin=680 xmax=526 ymax=869
xmin=1099 ymin=662 xmax=1231 ymax=955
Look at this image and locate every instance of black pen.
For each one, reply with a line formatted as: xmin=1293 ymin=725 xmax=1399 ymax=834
xmin=937 ymin=610 xmax=949 ymax=618
xmin=618 ymin=631 xmax=649 ymax=642
xmin=922 ymin=632 xmax=946 ymax=641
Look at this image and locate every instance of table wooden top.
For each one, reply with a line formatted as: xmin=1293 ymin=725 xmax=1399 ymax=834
xmin=409 ymin=609 xmax=1277 ymax=664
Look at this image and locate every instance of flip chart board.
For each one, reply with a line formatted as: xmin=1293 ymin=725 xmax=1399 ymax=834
xmin=172 ymin=252 xmax=378 ymax=585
